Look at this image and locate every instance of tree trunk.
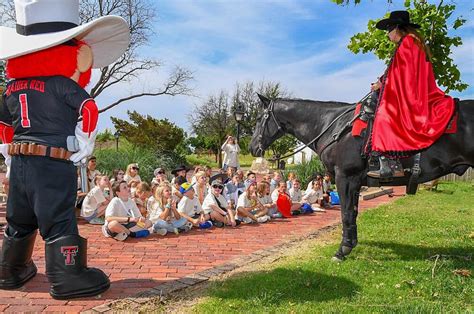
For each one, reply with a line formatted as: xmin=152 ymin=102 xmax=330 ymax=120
xmin=217 ymin=148 xmax=223 ymax=168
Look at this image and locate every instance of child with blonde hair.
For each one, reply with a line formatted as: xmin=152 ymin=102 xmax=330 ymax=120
xmin=147 ymin=184 xmax=189 ymax=235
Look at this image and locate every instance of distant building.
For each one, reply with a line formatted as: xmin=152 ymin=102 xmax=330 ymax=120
xmin=288 ymin=146 xmax=316 ymax=165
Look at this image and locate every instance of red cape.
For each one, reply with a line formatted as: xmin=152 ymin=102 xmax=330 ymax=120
xmin=371 ymin=35 xmax=454 ymax=155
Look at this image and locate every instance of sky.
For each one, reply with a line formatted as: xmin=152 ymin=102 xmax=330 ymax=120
xmin=93 ymin=0 xmax=474 ymax=134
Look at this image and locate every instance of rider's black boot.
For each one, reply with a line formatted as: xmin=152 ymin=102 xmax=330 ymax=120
xmin=45 ymin=234 xmax=110 ymax=299
xmin=367 ymin=156 xmax=404 ymax=179
xmin=0 ymin=230 xmax=38 ymax=289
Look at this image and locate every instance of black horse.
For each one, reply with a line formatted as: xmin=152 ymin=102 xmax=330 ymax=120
xmin=249 ymin=95 xmax=474 ymax=261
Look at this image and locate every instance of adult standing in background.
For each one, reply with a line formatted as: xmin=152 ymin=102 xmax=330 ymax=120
xmin=221 ymin=135 xmax=240 ymax=170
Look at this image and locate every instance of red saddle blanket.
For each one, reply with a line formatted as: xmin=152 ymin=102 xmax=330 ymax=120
xmin=352 ymin=103 xmax=458 ymax=137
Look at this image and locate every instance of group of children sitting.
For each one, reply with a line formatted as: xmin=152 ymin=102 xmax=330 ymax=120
xmin=77 ymin=157 xmax=337 ymax=241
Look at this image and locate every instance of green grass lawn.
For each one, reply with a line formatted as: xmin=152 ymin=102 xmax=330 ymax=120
xmin=193 ymin=181 xmax=473 ymax=313
xmin=186 ymin=153 xmax=273 ymax=169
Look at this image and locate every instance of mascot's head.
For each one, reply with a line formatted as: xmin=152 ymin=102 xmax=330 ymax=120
xmin=0 ymin=0 xmax=130 ymax=87
xmin=7 ymin=40 xmax=93 ymax=88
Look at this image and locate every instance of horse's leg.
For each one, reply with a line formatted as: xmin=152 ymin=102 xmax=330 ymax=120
xmin=333 ymin=173 xmax=362 ymax=261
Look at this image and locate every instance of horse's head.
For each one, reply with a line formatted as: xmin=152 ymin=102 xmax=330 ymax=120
xmin=249 ymin=94 xmax=285 ymax=157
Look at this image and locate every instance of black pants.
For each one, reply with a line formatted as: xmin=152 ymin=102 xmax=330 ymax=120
xmin=6 ymin=155 xmax=78 ymax=241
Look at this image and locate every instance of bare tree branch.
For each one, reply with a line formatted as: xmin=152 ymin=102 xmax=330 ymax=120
xmin=98 ymin=67 xmax=194 ymax=113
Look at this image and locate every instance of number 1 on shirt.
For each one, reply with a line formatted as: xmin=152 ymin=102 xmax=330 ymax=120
xmin=19 ymin=93 xmax=31 ymax=128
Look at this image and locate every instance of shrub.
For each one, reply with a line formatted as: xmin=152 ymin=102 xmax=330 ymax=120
xmin=95 ymin=143 xmax=186 ymax=183
xmin=186 ymin=154 xmax=217 ymax=168
xmin=282 ymin=157 xmax=326 ymax=188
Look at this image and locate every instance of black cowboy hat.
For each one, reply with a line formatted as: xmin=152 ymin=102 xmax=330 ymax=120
xmin=171 ymin=165 xmax=190 ymax=175
xmin=376 ymin=10 xmax=420 ymax=31
xmin=209 ymin=173 xmax=229 ymax=184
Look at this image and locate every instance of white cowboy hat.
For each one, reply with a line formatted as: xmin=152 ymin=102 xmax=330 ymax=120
xmin=0 ymin=0 xmax=130 ymax=68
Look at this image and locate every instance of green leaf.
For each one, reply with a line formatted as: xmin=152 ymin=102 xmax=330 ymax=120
xmin=339 ymin=1 xmax=469 ymax=92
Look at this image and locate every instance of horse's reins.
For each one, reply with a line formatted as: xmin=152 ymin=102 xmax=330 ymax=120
xmin=257 ymin=92 xmax=372 ymax=160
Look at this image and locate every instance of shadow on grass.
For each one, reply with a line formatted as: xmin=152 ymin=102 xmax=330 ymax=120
xmin=364 ymin=240 xmax=472 ymax=264
xmin=207 ymin=267 xmax=360 ymax=305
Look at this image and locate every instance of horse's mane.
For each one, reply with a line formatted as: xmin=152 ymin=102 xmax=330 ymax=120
xmin=277 ymin=97 xmax=355 ymax=109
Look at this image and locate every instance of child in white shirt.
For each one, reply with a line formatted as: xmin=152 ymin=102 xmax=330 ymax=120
xmin=177 ymin=182 xmax=210 ymax=227
xmin=147 ymin=184 xmax=189 ymax=234
xmin=81 ymin=175 xmax=112 ymax=224
xmin=202 ymin=180 xmax=238 ymax=227
xmin=102 ymin=181 xmax=152 ymax=241
xmin=288 ymin=179 xmax=303 ymax=203
xmin=302 ymin=180 xmax=326 ymax=212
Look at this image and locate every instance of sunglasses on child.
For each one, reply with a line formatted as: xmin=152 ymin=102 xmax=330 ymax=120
xmin=157 ymin=171 xmax=165 ymax=174
xmin=212 ymin=185 xmax=224 ymax=189
xmin=132 ymin=167 xmax=139 ymax=170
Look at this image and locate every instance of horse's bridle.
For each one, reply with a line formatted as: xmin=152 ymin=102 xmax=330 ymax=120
xmin=256 ymin=99 xmax=359 ymax=159
xmin=255 ymin=99 xmax=283 ymax=157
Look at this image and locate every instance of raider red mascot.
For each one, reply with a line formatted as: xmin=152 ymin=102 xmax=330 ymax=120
xmin=366 ymin=10 xmax=454 ymax=179
xmin=0 ymin=0 xmax=129 ymax=299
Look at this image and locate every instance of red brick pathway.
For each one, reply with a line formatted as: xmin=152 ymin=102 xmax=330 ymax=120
xmin=0 ymin=186 xmax=405 ymax=312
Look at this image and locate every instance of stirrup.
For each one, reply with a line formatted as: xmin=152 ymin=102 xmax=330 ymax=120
xmin=367 ymin=156 xmax=404 ymax=179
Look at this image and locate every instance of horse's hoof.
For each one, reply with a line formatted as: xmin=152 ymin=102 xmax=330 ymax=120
xmin=341 ymin=245 xmax=353 ymax=256
xmin=331 ymin=256 xmax=344 ymax=263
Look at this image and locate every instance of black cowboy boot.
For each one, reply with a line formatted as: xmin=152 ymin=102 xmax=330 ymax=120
xmin=389 ymin=158 xmax=405 ymax=177
xmin=0 ymin=230 xmax=38 ymax=289
xmin=367 ymin=156 xmax=404 ymax=179
xmin=45 ymin=234 xmax=110 ymax=300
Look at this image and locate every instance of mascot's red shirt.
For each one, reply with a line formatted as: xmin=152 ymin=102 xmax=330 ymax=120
xmin=370 ymin=35 xmax=455 ymax=156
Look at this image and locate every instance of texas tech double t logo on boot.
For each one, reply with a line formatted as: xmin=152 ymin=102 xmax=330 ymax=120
xmin=45 ymin=235 xmax=110 ymax=300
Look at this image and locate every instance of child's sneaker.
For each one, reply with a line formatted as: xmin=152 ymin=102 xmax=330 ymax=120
xmin=242 ymin=217 xmax=253 ymax=224
xmin=131 ymin=229 xmax=150 ymax=238
xmin=257 ymin=215 xmax=270 ymax=223
xmin=179 ymin=222 xmax=193 ymax=232
xmin=312 ymin=206 xmax=326 ymax=212
xmin=89 ymin=217 xmax=105 ymax=225
xmin=291 ymin=209 xmax=302 ymax=215
xmin=113 ymin=232 xmax=128 ymax=241
xmin=199 ymin=221 xmax=213 ymax=229
xmin=213 ymin=220 xmax=225 ymax=228
xmin=271 ymin=212 xmax=283 ymax=219
xmin=154 ymin=228 xmax=167 ymax=236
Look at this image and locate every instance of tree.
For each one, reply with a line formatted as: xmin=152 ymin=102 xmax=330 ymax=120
xmin=0 ymin=0 xmax=194 ymax=113
xmin=232 ymin=81 xmax=295 ymax=163
xmin=334 ymin=0 xmax=468 ymax=92
xmin=189 ymin=81 xmax=297 ymax=167
xmin=268 ymin=135 xmax=298 ymax=169
xmin=96 ymin=129 xmax=115 ymax=143
xmin=111 ymin=111 xmax=185 ymax=153
xmin=188 ymin=92 xmax=234 ymax=167
xmin=231 ymin=81 xmax=291 ymax=137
